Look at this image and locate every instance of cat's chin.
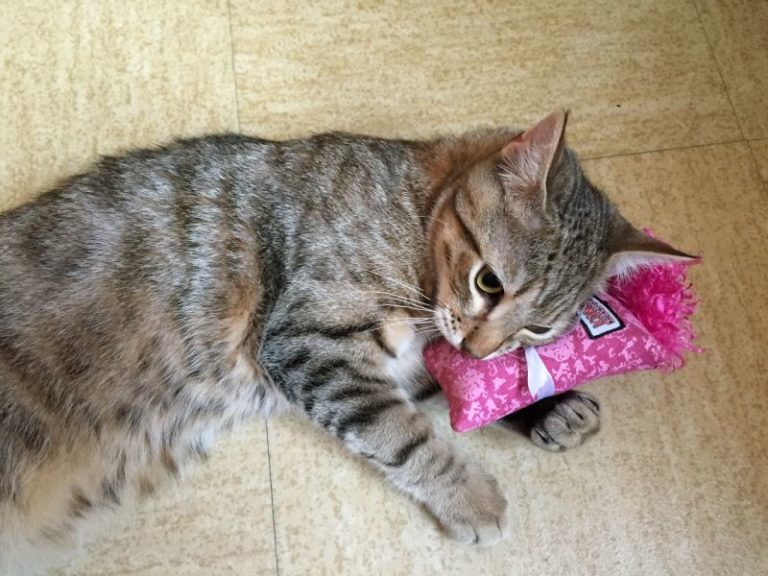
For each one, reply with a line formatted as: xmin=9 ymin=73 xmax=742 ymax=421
xmin=441 ymin=338 xmax=519 ymax=361
xmin=479 ymin=344 xmax=520 ymax=361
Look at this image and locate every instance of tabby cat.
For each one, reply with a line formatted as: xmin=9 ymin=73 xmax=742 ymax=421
xmin=0 ymin=112 xmax=690 ymax=573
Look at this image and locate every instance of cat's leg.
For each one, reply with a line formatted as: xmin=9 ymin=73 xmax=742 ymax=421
xmin=500 ymin=391 xmax=601 ymax=451
xmin=322 ymin=389 xmax=508 ymax=545
xmin=263 ymin=348 xmax=508 ymax=545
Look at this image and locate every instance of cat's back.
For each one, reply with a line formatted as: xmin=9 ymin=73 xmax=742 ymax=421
xmin=0 ymin=130 xmax=424 ymax=342
xmin=0 ymin=131 xmax=425 ymax=368
xmin=0 ymin=134 xmax=270 ymax=253
xmin=0 ymin=135 xmax=268 ymax=305
xmin=0 ymin=131 xmax=418 ymax=233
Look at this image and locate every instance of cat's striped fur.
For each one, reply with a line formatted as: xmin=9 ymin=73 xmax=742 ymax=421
xmin=0 ymin=112 xmax=689 ymax=574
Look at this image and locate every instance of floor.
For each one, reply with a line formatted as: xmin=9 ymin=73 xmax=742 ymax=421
xmin=1 ymin=1 xmax=767 ymax=575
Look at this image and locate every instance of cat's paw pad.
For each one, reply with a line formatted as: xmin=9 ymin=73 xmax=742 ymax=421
xmin=530 ymin=391 xmax=600 ymax=452
xmin=430 ymin=462 xmax=508 ymax=546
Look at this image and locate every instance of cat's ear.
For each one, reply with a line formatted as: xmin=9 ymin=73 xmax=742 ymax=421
xmin=605 ymin=217 xmax=696 ymax=278
xmin=498 ymin=110 xmax=568 ymax=210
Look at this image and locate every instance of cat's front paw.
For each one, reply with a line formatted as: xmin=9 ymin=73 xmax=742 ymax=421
xmin=530 ymin=391 xmax=600 ymax=451
xmin=428 ymin=461 xmax=508 ymax=546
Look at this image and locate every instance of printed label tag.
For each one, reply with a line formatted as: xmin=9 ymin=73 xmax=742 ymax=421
xmin=578 ymin=297 xmax=625 ymax=339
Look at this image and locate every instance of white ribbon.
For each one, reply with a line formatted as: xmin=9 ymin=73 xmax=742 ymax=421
xmin=524 ymin=347 xmax=556 ymax=401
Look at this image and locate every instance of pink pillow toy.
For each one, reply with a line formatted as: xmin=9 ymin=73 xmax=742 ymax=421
xmin=423 ymin=260 xmax=701 ymax=432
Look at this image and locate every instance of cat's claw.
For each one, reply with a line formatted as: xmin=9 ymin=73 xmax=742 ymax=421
xmin=530 ymin=391 xmax=601 ymax=451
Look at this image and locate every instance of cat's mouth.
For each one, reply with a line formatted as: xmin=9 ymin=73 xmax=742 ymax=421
xmin=435 ymin=306 xmax=519 ymax=360
xmin=478 ymin=343 xmax=519 ymax=361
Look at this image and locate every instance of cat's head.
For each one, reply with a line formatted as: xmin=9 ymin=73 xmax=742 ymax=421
xmin=425 ymin=111 xmax=693 ymax=359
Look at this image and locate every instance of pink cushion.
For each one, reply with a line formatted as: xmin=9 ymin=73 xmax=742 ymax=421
xmin=423 ymin=293 xmax=676 ymax=433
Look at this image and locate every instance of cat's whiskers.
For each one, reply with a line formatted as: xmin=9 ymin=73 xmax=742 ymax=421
xmin=360 ymin=288 xmax=426 ymax=301
xmin=368 ymin=273 xmax=456 ymax=318
xmin=384 ymin=303 xmax=434 ymax=316
xmin=361 ymin=290 xmax=434 ymax=315
xmin=383 ymin=317 xmax=434 ymax=327
xmin=368 ymin=269 xmax=430 ymax=298
xmin=413 ymin=325 xmax=441 ymax=335
xmin=379 ymin=275 xmax=427 ymax=298
xmin=352 ymin=317 xmax=435 ymax=337
xmin=366 ymin=275 xmax=429 ymax=303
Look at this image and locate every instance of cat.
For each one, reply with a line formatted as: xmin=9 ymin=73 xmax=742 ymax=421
xmin=0 ymin=111 xmax=691 ymax=574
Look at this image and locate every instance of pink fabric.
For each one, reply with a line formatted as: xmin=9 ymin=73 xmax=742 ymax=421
xmin=423 ymin=260 xmax=701 ymax=432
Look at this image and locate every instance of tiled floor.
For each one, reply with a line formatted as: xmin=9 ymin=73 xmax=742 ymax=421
xmin=1 ymin=1 xmax=766 ymax=575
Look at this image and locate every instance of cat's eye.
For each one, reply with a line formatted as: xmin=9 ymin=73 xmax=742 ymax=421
xmin=475 ymin=267 xmax=503 ymax=295
xmin=525 ymin=325 xmax=552 ymax=335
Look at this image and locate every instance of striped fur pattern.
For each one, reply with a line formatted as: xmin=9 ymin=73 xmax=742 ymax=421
xmin=0 ymin=112 xmax=689 ymax=573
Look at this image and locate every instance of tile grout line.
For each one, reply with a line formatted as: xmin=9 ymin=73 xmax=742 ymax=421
xmin=264 ymin=419 xmax=281 ymax=576
xmin=689 ymin=0 xmax=746 ymax=140
xmin=227 ymin=3 xmax=279 ymax=573
xmin=226 ymin=0 xmax=242 ymax=132
xmin=234 ymin=0 xmax=274 ymax=542
xmin=583 ymin=138 xmax=745 ymax=162
xmin=747 ymin=145 xmax=768 ymax=200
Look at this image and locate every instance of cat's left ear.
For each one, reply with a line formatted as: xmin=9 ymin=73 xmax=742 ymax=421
xmin=605 ymin=217 xmax=697 ymax=278
xmin=498 ymin=110 xmax=568 ymax=210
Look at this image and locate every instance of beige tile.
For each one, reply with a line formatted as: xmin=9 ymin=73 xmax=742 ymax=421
xmin=695 ymin=0 xmax=768 ymax=140
xmin=267 ymin=143 xmax=768 ymax=576
xmin=229 ymin=0 xmax=740 ymax=158
xmin=750 ymin=139 xmax=768 ymax=187
xmin=0 ymin=1 xmax=238 ymax=213
xmin=56 ymin=423 xmax=277 ymax=576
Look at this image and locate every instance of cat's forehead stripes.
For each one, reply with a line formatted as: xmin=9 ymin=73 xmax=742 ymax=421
xmin=448 ymin=250 xmax=474 ymax=298
xmin=511 ymin=278 xmax=540 ymax=299
xmin=449 ymin=190 xmax=482 ymax=257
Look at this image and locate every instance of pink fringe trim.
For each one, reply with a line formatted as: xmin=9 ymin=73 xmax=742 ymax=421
xmin=607 ymin=242 xmax=702 ymax=371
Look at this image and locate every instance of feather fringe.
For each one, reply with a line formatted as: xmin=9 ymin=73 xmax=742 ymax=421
xmin=607 ymin=253 xmax=702 ymax=372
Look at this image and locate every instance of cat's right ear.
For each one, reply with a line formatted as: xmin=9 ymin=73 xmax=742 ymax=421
xmin=605 ymin=216 xmax=697 ymax=278
xmin=498 ymin=110 xmax=568 ymax=211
